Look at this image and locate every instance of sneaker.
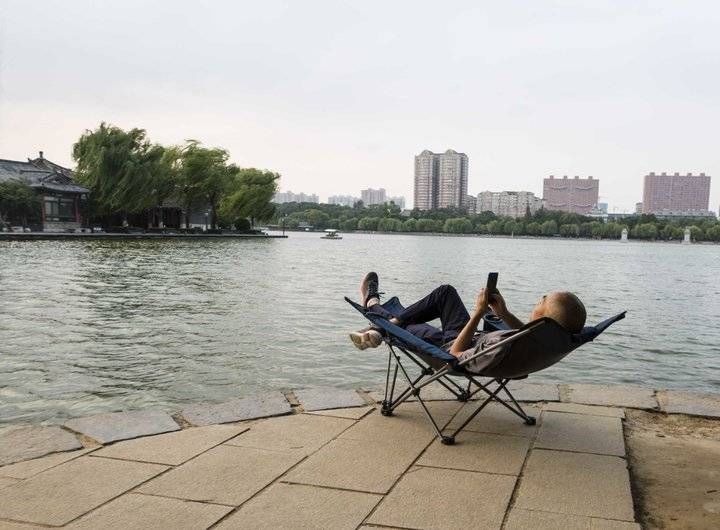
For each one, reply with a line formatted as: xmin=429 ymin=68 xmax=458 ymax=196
xmin=349 ymin=329 xmax=383 ymax=350
xmin=360 ymin=272 xmax=383 ymax=307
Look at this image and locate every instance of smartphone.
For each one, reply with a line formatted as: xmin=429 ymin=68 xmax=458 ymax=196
xmin=486 ymin=272 xmax=499 ymax=295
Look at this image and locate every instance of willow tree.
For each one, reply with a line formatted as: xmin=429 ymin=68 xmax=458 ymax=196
xmin=0 ymin=180 xmax=39 ymax=228
xmin=176 ymin=141 xmax=239 ymax=229
xmin=219 ymin=168 xmax=279 ymax=228
xmin=73 ymin=123 xmax=165 ymax=224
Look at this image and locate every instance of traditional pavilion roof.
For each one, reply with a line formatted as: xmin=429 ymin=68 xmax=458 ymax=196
xmin=0 ymin=156 xmax=89 ymax=194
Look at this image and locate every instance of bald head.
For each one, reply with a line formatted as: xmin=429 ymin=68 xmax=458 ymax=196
xmin=531 ymin=291 xmax=587 ymax=333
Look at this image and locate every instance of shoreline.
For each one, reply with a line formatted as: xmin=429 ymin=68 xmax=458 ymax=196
xmin=0 ymin=232 xmax=287 ymax=241
xmin=280 ymin=229 xmax=718 ymax=244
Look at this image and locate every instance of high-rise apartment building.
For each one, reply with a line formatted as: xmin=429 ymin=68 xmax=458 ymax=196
xmin=273 ymin=191 xmax=319 ymax=204
xmin=642 ymin=172 xmax=711 ymax=215
xmin=360 ymin=188 xmax=387 ymax=205
xmin=414 ymin=149 xmax=468 ymax=210
xmin=328 ymin=195 xmax=359 ymax=207
xmin=477 ymin=191 xmax=543 ymax=218
xmin=542 ymin=176 xmax=599 ymax=215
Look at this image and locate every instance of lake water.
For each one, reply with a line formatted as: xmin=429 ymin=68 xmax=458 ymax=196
xmin=1 ymin=232 xmax=718 ymax=425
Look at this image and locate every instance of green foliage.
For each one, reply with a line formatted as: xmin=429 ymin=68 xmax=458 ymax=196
xmin=270 ymin=199 xmax=720 ymax=243
xmin=234 ymin=218 xmax=252 ymax=231
xmin=0 ymin=179 xmax=39 ymax=227
xmin=526 ymin=222 xmax=541 ymax=235
xmin=559 ymin=223 xmax=580 ymax=237
xmin=402 ymin=218 xmax=417 ymax=232
xmin=73 ymin=123 xmax=166 ymax=217
xmin=541 ymin=220 xmax=558 ymax=235
xmin=443 ymin=218 xmax=473 ymax=233
xmin=220 ymin=168 xmax=279 ymax=227
xmin=631 ymin=223 xmax=658 ymax=240
xmin=341 ymin=218 xmax=358 ymax=231
xmin=378 ymin=217 xmax=403 ymax=231
xmin=358 ymin=217 xmax=379 ymax=231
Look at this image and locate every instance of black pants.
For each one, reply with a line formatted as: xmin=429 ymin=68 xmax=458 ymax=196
xmin=368 ymin=284 xmax=471 ymax=346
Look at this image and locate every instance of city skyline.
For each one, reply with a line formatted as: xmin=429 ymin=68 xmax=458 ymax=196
xmin=2 ymin=2 xmax=720 ymax=213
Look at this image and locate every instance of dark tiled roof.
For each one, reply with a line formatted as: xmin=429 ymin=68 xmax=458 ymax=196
xmin=0 ymin=158 xmax=88 ymax=194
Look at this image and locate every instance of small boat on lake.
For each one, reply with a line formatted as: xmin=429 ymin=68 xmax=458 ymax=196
xmin=321 ymin=229 xmax=343 ymax=240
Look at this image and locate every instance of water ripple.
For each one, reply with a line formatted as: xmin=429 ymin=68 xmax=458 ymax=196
xmin=1 ymin=234 xmax=719 ymax=425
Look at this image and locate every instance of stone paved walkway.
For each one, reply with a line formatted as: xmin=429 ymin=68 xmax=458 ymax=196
xmin=1 ymin=384 xmax=719 ymax=529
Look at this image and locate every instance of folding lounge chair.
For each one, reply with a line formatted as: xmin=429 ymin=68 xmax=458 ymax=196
xmin=346 ymin=296 xmax=625 ymax=445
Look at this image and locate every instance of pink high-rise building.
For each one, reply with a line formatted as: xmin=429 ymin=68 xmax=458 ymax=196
xmin=542 ymin=176 xmax=599 ymax=215
xmin=642 ymin=172 xmax=711 ymax=215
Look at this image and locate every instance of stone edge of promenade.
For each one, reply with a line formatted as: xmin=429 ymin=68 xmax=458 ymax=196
xmin=1 ymin=383 xmax=719 ymax=467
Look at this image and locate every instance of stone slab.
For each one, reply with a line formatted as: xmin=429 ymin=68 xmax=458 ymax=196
xmin=93 ymin=424 xmax=248 ymax=465
xmin=294 ymin=387 xmax=367 ymax=411
xmin=368 ymin=383 xmax=461 ymax=403
xmin=0 ymin=521 xmax=44 ymax=529
xmin=64 ymin=410 xmax=180 ymax=444
xmin=0 ymin=456 xmax=167 ymax=526
xmin=0 ymin=425 xmax=82 ymax=466
xmin=657 ymin=390 xmax=720 ymax=418
xmin=0 ymin=476 xmax=19 ymax=490
xmin=306 ymin=405 xmax=374 ymax=420
xmin=339 ymin=407 xmax=446 ymax=444
xmin=180 ymin=391 xmax=291 ymax=426
xmin=563 ymin=384 xmax=657 ymax=410
xmin=368 ymin=466 xmax=516 ymax=530
xmin=225 ymin=413 xmax=353 ymax=455
xmin=0 ymin=448 xmax=95 ymax=479
xmin=536 ymin=412 xmax=626 ymax=456
xmin=394 ymin=400 xmax=464 ymax=418
xmin=418 ymin=431 xmax=531 ymax=475
xmin=447 ymin=402 xmax=540 ymax=438
xmin=137 ymin=444 xmax=303 ymax=505
xmin=216 ymin=482 xmax=381 ymax=529
xmin=510 ymin=381 xmax=560 ymax=402
xmin=514 ymin=450 xmax=635 ymax=521
xmin=505 ymin=508 xmax=640 ymax=529
xmin=68 ymin=492 xmax=232 ymax=529
xmin=284 ymin=436 xmax=428 ymax=494
xmin=544 ymin=402 xmax=625 ymax=419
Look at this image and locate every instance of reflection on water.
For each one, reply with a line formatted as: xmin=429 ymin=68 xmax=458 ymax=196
xmin=1 ymin=233 xmax=719 ymax=425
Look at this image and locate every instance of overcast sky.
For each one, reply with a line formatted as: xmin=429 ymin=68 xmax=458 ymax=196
xmin=1 ymin=0 xmax=718 ymax=212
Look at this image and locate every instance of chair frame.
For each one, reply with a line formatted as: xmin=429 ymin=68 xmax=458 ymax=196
xmin=377 ymin=321 xmax=543 ymax=445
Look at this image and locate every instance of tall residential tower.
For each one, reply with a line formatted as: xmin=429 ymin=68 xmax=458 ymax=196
xmin=642 ymin=172 xmax=711 ymax=215
xmin=414 ymin=149 xmax=468 ymax=210
xmin=542 ymin=176 xmax=599 ymax=215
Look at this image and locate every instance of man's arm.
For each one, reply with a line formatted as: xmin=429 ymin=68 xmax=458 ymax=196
xmin=489 ymin=291 xmax=524 ymax=329
xmin=449 ymin=288 xmax=488 ymax=357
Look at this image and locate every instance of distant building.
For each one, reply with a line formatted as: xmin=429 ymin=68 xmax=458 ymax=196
xmin=635 ymin=202 xmax=644 ymax=214
xmin=388 ymin=196 xmax=405 ymax=209
xmin=598 ymin=202 xmax=608 ymax=214
xmin=642 ymin=172 xmax=711 ymax=215
xmin=361 ymin=188 xmax=386 ymax=205
xmin=328 ymin=195 xmax=359 ymax=207
xmin=651 ymin=209 xmax=716 ymax=220
xmin=414 ymin=149 xmax=468 ymax=210
xmin=0 ymin=152 xmax=89 ymax=232
xmin=477 ymin=191 xmax=543 ymax=218
xmin=273 ymin=191 xmax=319 ymax=204
xmin=542 ymin=176 xmax=599 ymax=215
xmin=464 ymin=195 xmax=477 ymax=214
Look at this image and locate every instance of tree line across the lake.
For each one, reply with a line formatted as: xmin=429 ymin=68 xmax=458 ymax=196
xmin=0 ymin=123 xmax=280 ymax=230
xmin=274 ymin=202 xmax=720 ymax=242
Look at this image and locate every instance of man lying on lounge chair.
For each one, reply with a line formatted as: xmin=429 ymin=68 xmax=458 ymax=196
xmin=349 ymin=272 xmax=586 ymax=372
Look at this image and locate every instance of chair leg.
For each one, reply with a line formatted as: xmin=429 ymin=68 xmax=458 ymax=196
xmin=390 ymin=350 xmax=447 ymax=444
xmin=465 ymin=377 xmax=536 ymax=425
